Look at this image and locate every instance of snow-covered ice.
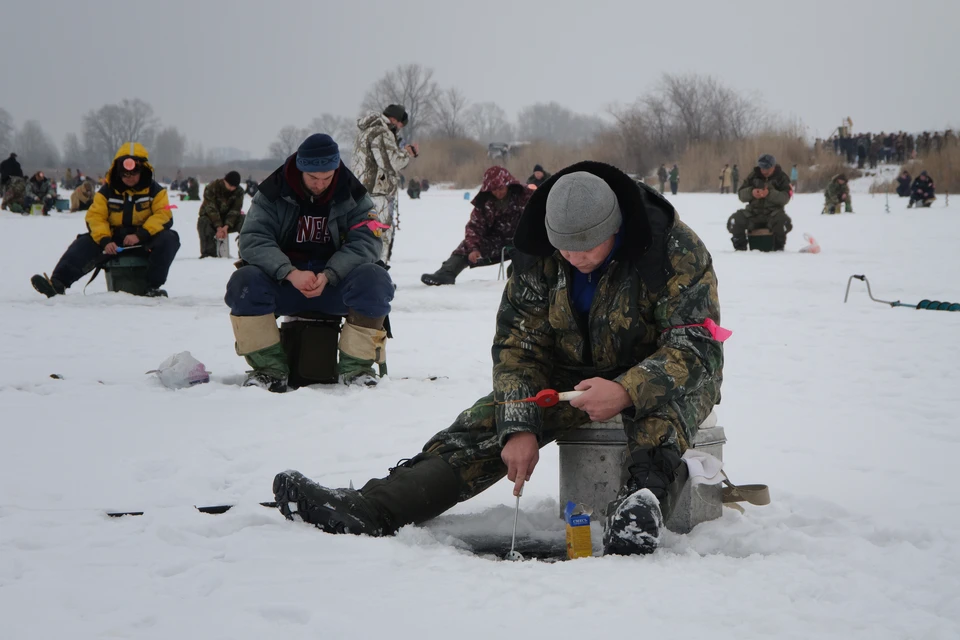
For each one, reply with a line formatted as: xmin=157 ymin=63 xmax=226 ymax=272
xmin=2 ymin=183 xmax=959 ymax=639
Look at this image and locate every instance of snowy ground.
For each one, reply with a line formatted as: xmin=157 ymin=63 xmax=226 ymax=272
xmin=2 ymin=183 xmax=959 ymax=639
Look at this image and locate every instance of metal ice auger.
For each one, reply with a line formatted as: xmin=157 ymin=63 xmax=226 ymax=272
xmin=844 ymin=275 xmax=960 ymax=311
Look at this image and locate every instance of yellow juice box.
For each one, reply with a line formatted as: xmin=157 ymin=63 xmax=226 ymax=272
xmin=564 ymin=501 xmax=592 ymax=559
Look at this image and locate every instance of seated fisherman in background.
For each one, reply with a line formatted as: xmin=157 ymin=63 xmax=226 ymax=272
xmin=30 ymin=143 xmax=180 ymax=298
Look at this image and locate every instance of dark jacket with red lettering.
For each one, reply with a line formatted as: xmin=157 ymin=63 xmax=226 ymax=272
xmin=238 ymin=155 xmax=379 ymax=285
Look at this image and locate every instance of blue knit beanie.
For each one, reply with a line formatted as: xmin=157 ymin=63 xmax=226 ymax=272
xmin=296 ymin=134 xmax=340 ymax=173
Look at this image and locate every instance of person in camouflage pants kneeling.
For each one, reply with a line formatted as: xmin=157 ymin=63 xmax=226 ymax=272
xmin=198 ymin=171 xmax=246 ymax=257
xmin=274 ymin=161 xmax=725 ymax=556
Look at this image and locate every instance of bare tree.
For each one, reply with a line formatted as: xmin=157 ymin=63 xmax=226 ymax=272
xmin=466 ymin=102 xmax=513 ymax=143
xmin=432 ymin=87 xmax=470 ymax=138
xmin=0 ymin=107 xmax=13 ymax=155
xmin=360 ymin=64 xmax=439 ymax=138
xmin=16 ymin=121 xmax=61 ymax=167
xmin=152 ymin=127 xmax=188 ymax=168
xmin=82 ymin=98 xmax=160 ymax=164
xmin=306 ymin=114 xmax=355 ymax=147
xmin=517 ymin=102 xmax=604 ymax=145
xmin=269 ymin=125 xmax=308 ymax=159
xmin=62 ymin=133 xmax=88 ymax=167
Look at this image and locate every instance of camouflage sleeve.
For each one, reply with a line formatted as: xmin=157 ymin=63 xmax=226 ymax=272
xmin=224 ymin=188 xmax=244 ymax=227
xmin=370 ymin=130 xmax=410 ymax=182
xmin=615 ymin=222 xmax=723 ymax=419
xmin=492 ymin=263 xmax=556 ymax=446
xmin=198 ymin=183 xmax=222 ymax=226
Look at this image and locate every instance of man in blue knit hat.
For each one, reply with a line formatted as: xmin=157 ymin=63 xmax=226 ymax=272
xmin=224 ymin=133 xmax=394 ymax=391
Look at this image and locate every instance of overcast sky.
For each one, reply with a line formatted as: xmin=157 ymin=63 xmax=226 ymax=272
xmin=2 ymin=0 xmax=957 ymax=157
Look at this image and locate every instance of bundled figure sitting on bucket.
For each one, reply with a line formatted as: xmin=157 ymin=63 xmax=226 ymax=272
xmin=224 ymin=133 xmax=394 ymax=393
xmin=727 ymin=154 xmax=792 ymax=251
xmin=26 ymin=171 xmax=57 ymax=215
xmin=30 ymin=142 xmax=181 ymax=298
xmin=823 ymin=174 xmax=852 ymax=214
xmin=896 ymin=170 xmax=912 ymax=198
xmin=421 ymin=166 xmax=531 ymax=286
xmin=70 ymin=179 xmax=96 ymax=212
xmin=271 ymin=162 xmax=724 ymax=557
xmin=197 ymin=170 xmax=245 ymax=258
xmin=908 ymin=171 xmax=936 ymax=208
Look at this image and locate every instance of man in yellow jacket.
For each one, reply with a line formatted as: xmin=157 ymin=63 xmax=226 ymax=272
xmin=30 ymin=142 xmax=181 ymax=298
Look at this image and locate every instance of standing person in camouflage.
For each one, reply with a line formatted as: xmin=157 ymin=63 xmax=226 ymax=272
xmin=823 ymin=174 xmax=852 ymax=214
xmin=352 ymin=104 xmax=418 ymax=264
xmin=272 ymin=161 xmax=724 ymax=556
xmin=1 ymin=176 xmax=27 ymax=213
xmin=656 ymin=164 xmax=668 ymax=193
xmin=727 ymin=154 xmax=793 ymax=251
xmin=731 ymin=164 xmax=740 ymax=193
xmin=26 ymin=171 xmax=56 ymax=215
xmin=420 ymin=166 xmax=531 ymax=286
xmin=197 ymin=170 xmax=246 ymax=258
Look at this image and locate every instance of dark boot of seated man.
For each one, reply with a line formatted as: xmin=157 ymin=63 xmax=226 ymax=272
xmin=603 ymin=446 xmax=687 ymax=556
xmin=273 ymin=453 xmax=463 ymax=536
xmin=421 ymin=254 xmax=469 ymax=286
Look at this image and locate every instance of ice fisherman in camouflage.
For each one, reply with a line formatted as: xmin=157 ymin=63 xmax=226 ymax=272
xmin=273 ymin=161 xmax=724 ymax=556
xmin=197 ymin=170 xmax=246 ymax=257
xmin=224 ymin=134 xmax=394 ymax=392
xmin=727 ymin=154 xmax=793 ymax=250
xmin=823 ymin=174 xmax=852 ymax=214
xmin=421 ymin=166 xmax=531 ymax=286
xmin=352 ymin=104 xmax=418 ymax=264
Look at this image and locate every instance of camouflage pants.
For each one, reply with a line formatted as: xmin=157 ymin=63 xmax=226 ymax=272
xmin=421 ymin=382 xmax=687 ymax=502
xmin=371 ymin=194 xmax=396 ymax=264
xmin=824 ymin=194 xmax=853 ymax=213
xmin=727 ymin=210 xmax=792 ymax=249
xmin=197 ymin=215 xmax=244 ymax=258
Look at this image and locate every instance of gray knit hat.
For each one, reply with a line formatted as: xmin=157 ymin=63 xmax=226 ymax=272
xmin=545 ymin=172 xmax=622 ymax=251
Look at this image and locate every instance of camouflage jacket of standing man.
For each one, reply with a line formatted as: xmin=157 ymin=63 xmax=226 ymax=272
xmin=352 ymin=113 xmax=410 ymax=197
xmin=737 ymin=165 xmax=791 ymax=217
xmin=198 ymin=178 xmax=245 ymax=227
xmin=492 ymin=161 xmax=723 ymax=451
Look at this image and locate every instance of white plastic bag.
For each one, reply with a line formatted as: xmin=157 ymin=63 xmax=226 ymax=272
xmin=146 ymin=351 xmax=211 ymax=389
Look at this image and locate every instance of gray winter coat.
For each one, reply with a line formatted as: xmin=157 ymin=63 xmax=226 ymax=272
xmin=238 ymin=158 xmax=380 ymax=286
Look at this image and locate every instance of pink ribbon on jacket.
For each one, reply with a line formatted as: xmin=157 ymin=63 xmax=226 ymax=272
xmin=350 ymin=220 xmax=391 ymax=233
xmin=664 ymin=318 xmax=732 ymax=342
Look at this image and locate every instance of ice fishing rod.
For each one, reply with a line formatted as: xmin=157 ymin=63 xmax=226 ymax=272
xmin=844 ymin=274 xmax=960 ymax=311
xmin=481 ymin=389 xmax=585 ymax=409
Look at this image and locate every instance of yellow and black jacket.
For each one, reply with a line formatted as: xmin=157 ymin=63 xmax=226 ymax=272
xmin=86 ymin=142 xmax=173 ymax=247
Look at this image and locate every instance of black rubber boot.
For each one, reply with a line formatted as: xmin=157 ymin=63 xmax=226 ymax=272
xmin=731 ymin=237 xmax=748 ymax=251
xmin=31 ymin=273 xmax=65 ymax=298
xmin=421 ymin=254 xmax=469 ymax=286
xmin=603 ymin=447 xmax=687 ymax=556
xmin=273 ymin=454 xmax=462 ymax=536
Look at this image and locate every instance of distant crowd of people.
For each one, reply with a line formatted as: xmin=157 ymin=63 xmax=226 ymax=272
xmin=815 ymin=129 xmax=957 ymax=169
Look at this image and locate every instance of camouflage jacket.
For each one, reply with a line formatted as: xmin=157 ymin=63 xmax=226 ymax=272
xmin=824 ymin=176 xmax=850 ymax=203
xmin=2 ymin=176 xmax=26 ymax=206
xmin=198 ymin=178 xmax=245 ymax=226
xmin=28 ymin=176 xmax=54 ymax=201
xmin=737 ymin=165 xmax=791 ymax=217
xmin=492 ymin=161 xmax=723 ymax=448
xmin=352 ymin=113 xmax=410 ymax=196
xmin=454 ymin=167 xmax=530 ymax=260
